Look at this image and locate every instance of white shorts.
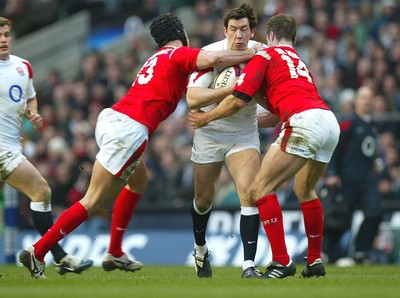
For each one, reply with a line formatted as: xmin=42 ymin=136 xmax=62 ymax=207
xmin=95 ymin=108 xmax=148 ymax=182
xmin=191 ymin=127 xmax=260 ymax=164
xmin=272 ymin=109 xmax=340 ymax=163
xmin=0 ymin=149 xmax=25 ymax=181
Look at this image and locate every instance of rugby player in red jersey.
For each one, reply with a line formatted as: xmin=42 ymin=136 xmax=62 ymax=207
xmin=188 ymin=13 xmax=340 ymax=279
xmin=19 ymin=13 xmax=261 ymax=278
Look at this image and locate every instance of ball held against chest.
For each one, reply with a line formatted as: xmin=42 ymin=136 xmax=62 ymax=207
xmin=212 ymin=65 xmax=241 ymax=89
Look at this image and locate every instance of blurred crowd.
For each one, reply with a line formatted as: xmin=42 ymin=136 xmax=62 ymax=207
xmin=1 ymin=0 xmax=400 ymax=228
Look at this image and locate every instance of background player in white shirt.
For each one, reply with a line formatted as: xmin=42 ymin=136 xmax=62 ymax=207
xmin=186 ymin=4 xmax=278 ymax=278
xmin=0 ymin=17 xmax=93 ymax=275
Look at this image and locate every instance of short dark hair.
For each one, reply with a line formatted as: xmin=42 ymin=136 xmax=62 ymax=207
xmin=265 ymin=13 xmax=297 ymax=45
xmin=150 ymin=13 xmax=188 ymax=48
xmin=223 ymin=4 xmax=258 ymax=29
xmin=0 ymin=17 xmax=12 ymax=31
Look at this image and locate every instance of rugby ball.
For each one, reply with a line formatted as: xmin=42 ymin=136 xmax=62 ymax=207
xmin=212 ymin=65 xmax=241 ymax=89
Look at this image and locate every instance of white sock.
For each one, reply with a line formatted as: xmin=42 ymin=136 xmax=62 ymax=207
xmin=242 ymin=260 xmax=255 ymax=271
xmin=240 ymin=206 xmax=258 ymax=216
xmin=30 ymin=201 xmax=52 ymax=212
xmin=194 ymin=244 xmax=208 ymax=256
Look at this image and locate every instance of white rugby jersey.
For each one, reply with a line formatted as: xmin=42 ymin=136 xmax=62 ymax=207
xmin=0 ymin=55 xmax=36 ymax=149
xmin=188 ymin=39 xmax=260 ymax=132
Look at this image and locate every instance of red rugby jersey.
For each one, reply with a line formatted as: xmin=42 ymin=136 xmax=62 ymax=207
xmin=233 ymin=45 xmax=329 ymax=122
xmin=112 ymin=46 xmax=200 ymax=135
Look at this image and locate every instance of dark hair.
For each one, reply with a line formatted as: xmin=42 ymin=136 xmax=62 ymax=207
xmin=223 ymin=4 xmax=258 ymax=29
xmin=0 ymin=17 xmax=12 ymax=31
xmin=265 ymin=13 xmax=297 ymax=45
xmin=150 ymin=13 xmax=188 ymax=48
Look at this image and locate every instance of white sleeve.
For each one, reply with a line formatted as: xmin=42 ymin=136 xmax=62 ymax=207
xmin=26 ymin=78 xmax=36 ymax=100
xmin=187 ymin=39 xmax=225 ymax=88
xmin=188 ymin=69 xmax=214 ymax=88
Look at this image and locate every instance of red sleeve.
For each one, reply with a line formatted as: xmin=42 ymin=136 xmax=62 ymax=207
xmin=171 ymin=46 xmax=201 ymax=72
xmin=22 ymin=61 xmax=33 ymax=78
xmin=233 ymin=54 xmax=267 ymax=99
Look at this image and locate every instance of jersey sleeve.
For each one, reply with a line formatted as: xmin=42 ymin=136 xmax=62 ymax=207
xmin=187 ymin=67 xmax=214 ymax=88
xmin=233 ymin=53 xmax=268 ymax=102
xmin=171 ymin=46 xmax=201 ymax=73
xmin=22 ymin=61 xmax=36 ymax=99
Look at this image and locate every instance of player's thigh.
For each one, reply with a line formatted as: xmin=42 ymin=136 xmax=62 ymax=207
xmin=191 ymin=128 xmax=227 ymax=164
xmin=193 ymin=161 xmax=223 ymax=204
xmin=251 ymin=145 xmax=307 ymax=200
xmin=226 ymin=148 xmax=260 ymax=203
xmin=96 ymin=108 xmax=148 ymax=181
xmin=5 ymin=158 xmax=48 ymax=201
xmin=81 ymin=160 xmax=126 ymax=216
xmin=293 ymin=159 xmax=328 ymax=203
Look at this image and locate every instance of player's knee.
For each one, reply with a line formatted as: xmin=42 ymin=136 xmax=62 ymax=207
xmin=139 ymin=165 xmax=150 ymax=189
xmin=238 ymin=189 xmax=254 ymax=206
xmin=194 ymin=195 xmax=212 ymax=212
xmin=249 ymin=187 xmax=263 ymax=202
xmin=31 ymin=179 xmax=51 ymax=203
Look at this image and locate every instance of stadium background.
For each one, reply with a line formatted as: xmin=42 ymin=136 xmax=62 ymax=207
xmin=0 ymin=0 xmax=400 ymax=266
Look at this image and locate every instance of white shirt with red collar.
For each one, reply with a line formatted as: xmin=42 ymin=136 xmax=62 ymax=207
xmin=0 ymin=54 xmax=36 ymax=150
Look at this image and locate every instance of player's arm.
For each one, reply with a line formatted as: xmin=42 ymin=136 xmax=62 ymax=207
xmin=253 ymin=96 xmax=280 ymax=128
xmin=187 ymin=86 xmax=233 ymax=109
xmin=187 ymin=94 xmax=247 ymax=128
xmin=257 ymin=110 xmax=280 ymax=128
xmin=26 ymin=96 xmax=43 ymax=130
xmin=196 ymin=44 xmax=262 ymax=70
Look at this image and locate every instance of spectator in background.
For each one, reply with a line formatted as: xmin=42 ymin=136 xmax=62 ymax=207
xmin=323 ymin=85 xmax=384 ymax=265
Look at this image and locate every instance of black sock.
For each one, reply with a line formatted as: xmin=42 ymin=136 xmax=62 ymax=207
xmin=191 ymin=202 xmax=211 ymax=247
xmin=31 ymin=210 xmax=67 ymax=262
xmin=240 ymin=213 xmax=260 ymax=262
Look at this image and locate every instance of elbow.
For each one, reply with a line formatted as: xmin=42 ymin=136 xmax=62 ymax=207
xmin=235 ymin=99 xmax=247 ymax=109
xmin=186 ymin=91 xmax=198 ymax=109
xmin=186 ymin=98 xmax=197 ymax=109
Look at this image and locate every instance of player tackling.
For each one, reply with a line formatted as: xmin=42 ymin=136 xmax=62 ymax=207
xmin=19 ymin=12 xmax=261 ymax=279
xmin=188 ymin=13 xmax=340 ymax=278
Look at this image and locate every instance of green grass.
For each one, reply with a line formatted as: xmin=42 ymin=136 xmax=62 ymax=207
xmin=1 ymin=265 xmax=400 ymax=298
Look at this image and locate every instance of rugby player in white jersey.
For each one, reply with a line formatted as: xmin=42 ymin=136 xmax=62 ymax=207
xmin=186 ymin=4 xmax=279 ymax=278
xmin=0 ymin=16 xmax=93 ymax=275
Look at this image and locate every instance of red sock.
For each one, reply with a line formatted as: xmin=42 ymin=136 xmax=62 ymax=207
xmin=256 ymin=194 xmax=289 ymax=265
xmin=33 ymin=202 xmax=88 ymax=262
xmin=108 ymin=188 xmax=141 ymax=257
xmin=300 ymin=199 xmax=323 ymax=264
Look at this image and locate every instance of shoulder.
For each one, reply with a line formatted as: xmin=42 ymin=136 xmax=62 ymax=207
xmin=10 ymin=54 xmax=30 ymax=64
xmin=248 ymin=40 xmax=267 ymax=49
xmin=171 ymin=46 xmax=201 ymax=62
xmin=202 ymin=39 xmax=225 ymax=51
xmin=10 ymin=55 xmax=32 ymax=69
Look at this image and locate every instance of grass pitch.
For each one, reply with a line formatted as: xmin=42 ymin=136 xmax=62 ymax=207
xmin=1 ymin=265 xmax=399 ymax=298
